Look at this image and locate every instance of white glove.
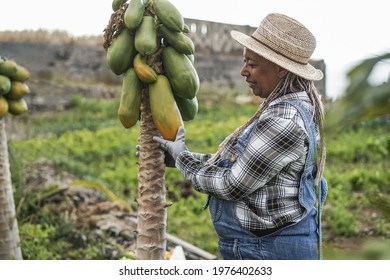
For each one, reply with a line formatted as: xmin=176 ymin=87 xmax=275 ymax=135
xmin=153 ymin=126 xmax=188 ymax=162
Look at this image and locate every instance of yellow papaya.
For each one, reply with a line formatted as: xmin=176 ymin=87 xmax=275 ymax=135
xmin=5 ymin=81 xmax=30 ymax=100
xmin=8 ymin=98 xmax=28 ymax=115
xmin=152 ymin=0 xmax=184 ymax=32
xmin=160 ymin=25 xmax=195 ymax=55
xmin=0 ymin=96 xmax=9 ymax=118
xmin=0 ymin=59 xmax=18 ymax=78
xmin=107 ymin=30 xmax=136 ymax=75
xmin=162 ymin=46 xmax=200 ymax=99
xmin=118 ymin=68 xmax=143 ymax=129
xmin=135 ymin=16 xmax=158 ymax=55
xmin=124 ymin=0 xmax=146 ymax=30
xmin=133 ymin=53 xmax=157 ymax=83
xmin=0 ymin=75 xmax=11 ymax=95
xmin=12 ymin=64 xmax=31 ymax=82
xmin=174 ymin=94 xmax=198 ymax=121
xmin=149 ymin=75 xmax=183 ymax=141
xmin=112 ymin=0 xmax=127 ymax=11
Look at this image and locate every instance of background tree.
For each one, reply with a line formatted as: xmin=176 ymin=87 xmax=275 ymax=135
xmin=0 ymin=56 xmax=31 ymax=260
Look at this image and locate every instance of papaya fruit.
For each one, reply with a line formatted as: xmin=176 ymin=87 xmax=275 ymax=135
xmin=149 ymin=75 xmax=183 ymax=141
xmin=8 ymin=98 xmax=28 ymax=115
xmin=112 ymin=0 xmax=127 ymax=11
xmin=0 ymin=75 xmax=11 ymax=95
xmin=186 ymin=54 xmax=195 ymax=64
xmin=133 ymin=53 xmax=157 ymax=83
xmin=182 ymin=24 xmax=190 ymax=33
xmin=152 ymin=0 xmax=184 ymax=32
xmin=174 ymin=94 xmax=198 ymax=121
xmin=107 ymin=30 xmax=136 ymax=75
xmin=162 ymin=46 xmax=200 ymax=99
xmin=124 ymin=0 xmax=146 ymax=30
xmin=0 ymin=96 xmax=9 ymax=118
xmin=0 ymin=59 xmax=18 ymax=78
xmin=12 ymin=64 xmax=31 ymax=82
xmin=135 ymin=16 xmax=158 ymax=55
xmin=5 ymin=81 xmax=30 ymax=100
xmin=118 ymin=68 xmax=143 ymax=128
xmin=160 ymin=25 xmax=195 ymax=55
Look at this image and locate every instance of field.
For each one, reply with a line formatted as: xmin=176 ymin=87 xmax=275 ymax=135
xmin=5 ymin=80 xmax=390 ymax=260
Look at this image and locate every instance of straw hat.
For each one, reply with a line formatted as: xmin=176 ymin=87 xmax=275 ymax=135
xmin=231 ymin=13 xmax=323 ymax=81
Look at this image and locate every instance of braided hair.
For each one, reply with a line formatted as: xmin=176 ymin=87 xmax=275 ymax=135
xmin=207 ymin=72 xmax=326 ymax=184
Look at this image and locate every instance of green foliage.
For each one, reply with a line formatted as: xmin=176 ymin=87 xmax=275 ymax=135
xmin=325 ymin=52 xmax=390 ymax=135
xmin=8 ymin=57 xmax=390 ymax=259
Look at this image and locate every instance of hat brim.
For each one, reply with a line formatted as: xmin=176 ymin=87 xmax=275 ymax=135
xmin=231 ymin=30 xmax=323 ymax=81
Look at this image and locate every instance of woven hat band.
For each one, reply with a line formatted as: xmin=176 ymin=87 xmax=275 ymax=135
xmin=252 ymin=14 xmax=316 ymax=65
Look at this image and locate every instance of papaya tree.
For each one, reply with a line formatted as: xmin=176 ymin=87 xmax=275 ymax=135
xmin=103 ymin=0 xmax=199 ymax=260
xmin=0 ymin=56 xmax=31 ymax=260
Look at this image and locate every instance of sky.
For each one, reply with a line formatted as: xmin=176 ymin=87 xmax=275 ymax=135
xmin=1 ymin=0 xmax=389 ymax=99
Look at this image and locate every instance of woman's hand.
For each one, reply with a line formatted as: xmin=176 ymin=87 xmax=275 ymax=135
xmin=153 ymin=126 xmax=188 ymax=162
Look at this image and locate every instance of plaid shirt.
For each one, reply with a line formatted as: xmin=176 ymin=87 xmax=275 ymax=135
xmin=176 ymin=92 xmax=318 ymax=232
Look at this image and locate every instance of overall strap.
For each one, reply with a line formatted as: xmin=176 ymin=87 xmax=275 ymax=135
xmin=281 ymin=99 xmax=325 ymax=260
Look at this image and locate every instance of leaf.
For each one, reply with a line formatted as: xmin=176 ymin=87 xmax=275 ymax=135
xmin=71 ymin=180 xmax=133 ymax=213
xmin=325 ymin=52 xmax=390 ymax=135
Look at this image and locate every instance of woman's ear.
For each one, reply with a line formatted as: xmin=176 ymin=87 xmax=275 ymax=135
xmin=277 ymin=67 xmax=288 ymax=78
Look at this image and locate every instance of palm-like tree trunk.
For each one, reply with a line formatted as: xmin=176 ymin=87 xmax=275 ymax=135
xmin=0 ymin=118 xmax=22 ymax=260
xmin=136 ymin=90 xmax=167 ymax=260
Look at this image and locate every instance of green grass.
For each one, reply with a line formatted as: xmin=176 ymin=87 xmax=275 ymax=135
xmin=7 ymin=94 xmax=390 ymax=259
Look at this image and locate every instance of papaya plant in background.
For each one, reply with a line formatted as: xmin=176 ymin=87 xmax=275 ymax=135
xmin=103 ymin=0 xmax=199 ymax=260
xmin=324 ymin=52 xmax=390 ymax=134
xmin=0 ymin=56 xmax=31 ymax=260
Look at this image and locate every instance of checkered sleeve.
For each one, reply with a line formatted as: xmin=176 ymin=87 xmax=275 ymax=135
xmin=176 ymin=104 xmax=307 ymax=201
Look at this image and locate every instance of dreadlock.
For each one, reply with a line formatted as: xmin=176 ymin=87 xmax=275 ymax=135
xmin=207 ymin=72 xmax=326 ymax=185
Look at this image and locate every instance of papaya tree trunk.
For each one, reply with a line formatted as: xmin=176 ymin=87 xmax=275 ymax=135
xmin=0 ymin=118 xmax=23 ymax=260
xmin=136 ymin=90 xmax=167 ymax=260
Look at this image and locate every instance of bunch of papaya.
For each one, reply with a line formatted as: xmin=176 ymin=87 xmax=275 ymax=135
xmin=0 ymin=56 xmax=31 ymax=118
xmin=105 ymin=0 xmax=199 ymax=140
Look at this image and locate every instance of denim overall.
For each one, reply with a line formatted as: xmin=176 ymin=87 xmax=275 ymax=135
xmin=205 ymin=99 xmax=328 ymax=260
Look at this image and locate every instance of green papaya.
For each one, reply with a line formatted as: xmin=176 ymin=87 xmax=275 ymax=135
xmin=0 ymin=75 xmax=11 ymax=95
xmin=174 ymin=95 xmax=198 ymax=121
xmin=187 ymin=54 xmax=195 ymax=64
xmin=160 ymin=25 xmax=194 ymax=55
xmin=107 ymin=30 xmax=136 ymax=75
xmin=182 ymin=24 xmax=190 ymax=33
xmin=149 ymin=75 xmax=183 ymax=141
xmin=12 ymin=64 xmax=31 ymax=82
xmin=118 ymin=68 xmax=142 ymax=129
xmin=152 ymin=0 xmax=184 ymax=32
xmin=124 ymin=0 xmax=146 ymax=30
xmin=112 ymin=0 xmax=127 ymax=11
xmin=8 ymin=98 xmax=28 ymax=115
xmin=162 ymin=46 xmax=200 ymax=99
xmin=0 ymin=59 xmax=18 ymax=78
xmin=135 ymin=16 xmax=158 ymax=55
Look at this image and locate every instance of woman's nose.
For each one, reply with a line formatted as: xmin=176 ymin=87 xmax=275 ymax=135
xmin=240 ymin=64 xmax=248 ymax=77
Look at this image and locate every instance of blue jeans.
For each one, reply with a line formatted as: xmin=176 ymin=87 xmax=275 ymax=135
xmin=206 ymin=98 xmax=326 ymax=260
xmin=214 ymin=200 xmax=319 ymax=260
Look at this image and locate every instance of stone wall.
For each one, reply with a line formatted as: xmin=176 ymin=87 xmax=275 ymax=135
xmin=0 ymin=17 xmax=326 ymax=107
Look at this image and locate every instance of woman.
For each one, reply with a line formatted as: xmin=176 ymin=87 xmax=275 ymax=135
xmin=154 ymin=13 xmax=327 ymax=260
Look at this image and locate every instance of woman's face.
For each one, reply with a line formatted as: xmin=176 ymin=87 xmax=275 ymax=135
xmin=240 ymin=48 xmax=287 ymax=98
